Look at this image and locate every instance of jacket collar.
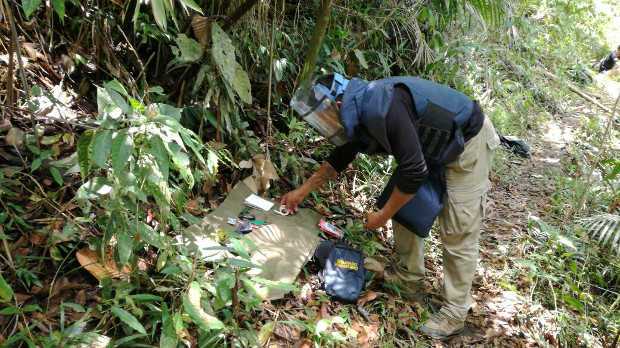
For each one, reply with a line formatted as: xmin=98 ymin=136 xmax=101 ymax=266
xmin=339 ymin=78 xmax=368 ymax=140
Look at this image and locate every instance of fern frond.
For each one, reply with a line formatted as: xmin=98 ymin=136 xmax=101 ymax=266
xmin=580 ymin=213 xmax=620 ymax=254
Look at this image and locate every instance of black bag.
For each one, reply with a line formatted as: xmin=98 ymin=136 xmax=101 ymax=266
xmin=314 ymin=240 xmax=365 ymax=303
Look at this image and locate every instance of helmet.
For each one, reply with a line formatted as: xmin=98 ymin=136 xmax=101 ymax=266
xmin=290 ymin=73 xmax=350 ymax=146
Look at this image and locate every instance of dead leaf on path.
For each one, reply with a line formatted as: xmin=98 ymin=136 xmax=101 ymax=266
xmin=76 ymin=248 xmax=129 ymax=281
xmin=185 ymin=199 xmax=201 ymax=215
xmin=6 ymin=128 xmax=25 ymax=147
xmin=274 ymin=322 xmax=301 ymax=342
xmin=357 ymin=290 xmax=379 ymax=306
xmin=30 ymin=232 xmax=47 ymax=246
xmin=75 ymin=289 xmax=86 ymax=305
xmin=146 ymin=209 xmax=154 ymax=224
xmin=293 ymin=338 xmax=313 ymax=348
xmin=352 ymin=321 xmax=380 ymax=347
xmin=319 ymin=302 xmax=329 ymax=320
xmin=0 ymin=119 xmax=11 ymax=133
xmin=22 ymin=42 xmax=46 ymax=61
xmin=299 ymin=283 xmax=313 ymax=302
xmin=14 ymin=293 xmax=32 ymax=304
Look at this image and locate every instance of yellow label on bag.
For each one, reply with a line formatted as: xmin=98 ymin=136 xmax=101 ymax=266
xmin=335 ymin=259 xmax=358 ymax=271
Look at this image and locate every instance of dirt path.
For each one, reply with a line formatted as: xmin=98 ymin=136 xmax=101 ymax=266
xmin=433 ymin=95 xmax=613 ymax=346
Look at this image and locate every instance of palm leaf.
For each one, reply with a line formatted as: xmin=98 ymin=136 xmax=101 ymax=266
xmin=580 ymin=213 xmax=620 ymax=254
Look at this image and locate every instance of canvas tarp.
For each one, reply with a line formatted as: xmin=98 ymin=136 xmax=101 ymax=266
xmin=183 ymin=182 xmax=321 ymax=300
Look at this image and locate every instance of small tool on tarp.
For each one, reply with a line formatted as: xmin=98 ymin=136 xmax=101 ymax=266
xmin=190 ymin=182 xmax=321 ymax=300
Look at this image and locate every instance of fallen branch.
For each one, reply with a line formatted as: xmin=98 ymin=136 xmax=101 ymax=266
xmin=538 ymin=69 xmax=612 ymax=114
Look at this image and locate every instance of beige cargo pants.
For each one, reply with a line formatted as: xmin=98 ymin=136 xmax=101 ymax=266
xmin=393 ymin=116 xmax=500 ymax=320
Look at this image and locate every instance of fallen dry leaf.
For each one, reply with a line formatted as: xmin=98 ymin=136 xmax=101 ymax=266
xmin=185 ymin=199 xmax=201 ymax=215
xmin=319 ymin=302 xmax=329 ymax=320
xmin=76 ymin=248 xmax=129 ymax=281
xmin=273 ymin=323 xmax=301 ymax=342
xmin=14 ymin=293 xmax=32 ymax=304
xmin=6 ymin=127 xmax=25 ymax=147
xmin=30 ymin=232 xmax=47 ymax=246
xmin=293 ymin=339 xmax=313 ymax=348
xmin=357 ymin=290 xmax=379 ymax=306
xmin=75 ymin=289 xmax=86 ymax=305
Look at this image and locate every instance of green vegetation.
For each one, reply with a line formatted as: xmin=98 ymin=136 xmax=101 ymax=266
xmin=0 ymin=0 xmax=618 ymax=346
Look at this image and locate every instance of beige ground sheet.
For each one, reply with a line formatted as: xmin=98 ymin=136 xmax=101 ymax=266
xmin=183 ymin=182 xmax=321 ymax=300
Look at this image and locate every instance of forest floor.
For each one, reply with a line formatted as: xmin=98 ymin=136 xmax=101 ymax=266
xmin=257 ymin=84 xmax=617 ymax=347
xmin=430 ymin=83 xmax=618 ymax=346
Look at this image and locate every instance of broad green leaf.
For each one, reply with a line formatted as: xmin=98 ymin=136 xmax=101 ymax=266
xmin=179 ymin=130 xmax=205 ymax=166
xmin=151 ymin=0 xmax=167 ymax=31
xmin=0 ymin=273 xmax=14 ymax=302
xmin=182 ymin=282 xmax=224 ymax=331
xmin=0 ymin=307 xmax=19 ymax=315
xmin=111 ymin=306 xmax=147 ymax=334
xmin=111 ymin=130 xmax=133 ymax=176
xmin=131 ymin=294 xmax=163 ymax=302
xmin=192 ymin=64 xmax=209 ymax=95
xmin=50 ymin=167 xmax=63 ymax=186
xmin=211 ymin=23 xmax=238 ymax=102
xmin=41 ymin=134 xmax=62 ymax=145
xmin=149 ymin=136 xmax=170 ymax=181
xmin=22 ymin=0 xmax=42 ymax=18
xmin=104 ymin=80 xmax=129 ymax=97
xmin=96 ymin=87 xmax=122 ymax=121
xmin=273 ymin=58 xmax=288 ymax=82
xmin=117 ymin=230 xmax=133 ymax=266
xmin=166 ymin=143 xmax=193 ymax=187
xmin=354 ymin=49 xmax=369 ymax=69
xmin=91 ymin=130 xmax=113 ymax=168
xmin=104 ymin=87 xmax=131 ymax=114
xmin=61 ymin=302 xmax=85 ymax=312
xmin=31 ymin=157 xmax=43 ymax=172
xmin=178 ymin=0 xmax=203 ymax=14
xmin=137 ymin=222 xmax=165 ymax=249
xmin=174 ymin=34 xmax=203 ymax=63
xmin=233 ymin=64 xmax=252 ymax=104
xmin=132 ymin=0 xmax=141 ymax=31
xmin=77 ymin=130 xmax=94 ymax=179
xmin=76 ymin=177 xmax=112 ymax=200
xmin=22 ymin=304 xmax=42 ymax=313
xmin=155 ymin=103 xmax=182 ymax=121
xmin=51 ymin=0 xmax=65 ymax=21
xmin=160 ymin=304 xmax=178 ymax=348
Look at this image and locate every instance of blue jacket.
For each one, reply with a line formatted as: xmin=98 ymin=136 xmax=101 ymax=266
xmin=341 ymin=76 xmax=475 ymax=237
xmin=340 ymin=76 xmax=473 ymax=165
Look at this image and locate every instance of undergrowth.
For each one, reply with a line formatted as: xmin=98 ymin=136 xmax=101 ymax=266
xmin=0 ymin=0 xmax=618 ymax=346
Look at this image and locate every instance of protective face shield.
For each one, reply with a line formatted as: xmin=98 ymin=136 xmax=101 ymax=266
xmin=290 ymin=73 xmax=350 ymax=146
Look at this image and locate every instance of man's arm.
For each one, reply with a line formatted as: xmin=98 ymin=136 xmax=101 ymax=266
xmin=365 ymin=87 xmax=428 ymax=229
xmin=281 ymin=141 xmax=359 ymax=212
xmin=298 ymin=161 xmax=338 ymax=196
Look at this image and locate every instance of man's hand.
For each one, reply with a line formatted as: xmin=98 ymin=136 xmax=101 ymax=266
xmin=280 ymin=188 xmax=307 ymax=213
xmin=280 ymin=162 xmax=338 ymax=214
xmin=364 ymin=209 xmax=390 ymax=230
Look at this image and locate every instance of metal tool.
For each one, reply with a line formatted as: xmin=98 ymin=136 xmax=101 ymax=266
xmin=273 ymin=205 xmax=291 ymax=216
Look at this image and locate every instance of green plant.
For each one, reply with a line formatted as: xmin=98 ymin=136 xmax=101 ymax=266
xmin=75 ymin=80 xmax=222 ymax=268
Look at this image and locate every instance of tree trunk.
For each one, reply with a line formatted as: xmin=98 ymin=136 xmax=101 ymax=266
xmin=298 ymin=0 xmax=333 ymax=86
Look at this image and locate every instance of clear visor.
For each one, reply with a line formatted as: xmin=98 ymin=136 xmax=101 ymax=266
xmin=290 ymin=84 xmax=348 ymax=146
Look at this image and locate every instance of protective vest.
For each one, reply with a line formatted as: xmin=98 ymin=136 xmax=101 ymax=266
xmin=340 ymin=76 xmax=474 ymax=165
